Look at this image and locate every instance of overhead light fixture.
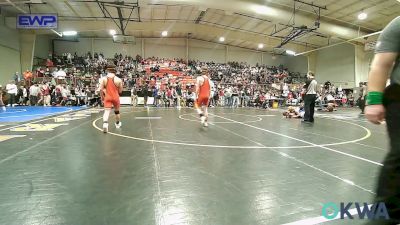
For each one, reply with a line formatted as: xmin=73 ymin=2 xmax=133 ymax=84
xmin=286 ymin=50 xmax=296 ymax=56
xmin=62 ymin=31 xmax=77 ymax=36
xmin=161 ymin=31 xmax=168 ymax=37
xmin=51 ymin=29 xmax=62 ymax=37
xmin=252 ymin=5 xmax=275 ymax=15
xmin=109 ymin=29 xmax=116 ymax=36
xmin=358 ymin=12 xmax=367 ymax=20
xmin=219 ymin=37 xmax=225 ymax=42
xmin=258 ymin=43 xmax=264 ymax=49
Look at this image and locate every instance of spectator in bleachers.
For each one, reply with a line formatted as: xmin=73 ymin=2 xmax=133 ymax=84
xmin=0 ymin=85 xmax=5 ymax=111
xmin=29 ymin=83 xmax=40 ymax=106
xmin=21 ymin=86 xmax=28 ymax=106
xmin=6 ymin=81 xmax=18 ymax=107
xmin=13 ymin=72 xmax=21 ymax=84
xmin=131 ymin=85 xmax=138 ymax=107
xmin=142 ymin=82 xmax=149 ymax=107
xmin=225 ymin=86 xmax=232 ymax=107
xmin=18 ymin=52 xmax=362 ymax=111
xmin=232 ymin=86 xmax=239 ymax=108
xmin=38 ymin=82 xmax=51 ymax=106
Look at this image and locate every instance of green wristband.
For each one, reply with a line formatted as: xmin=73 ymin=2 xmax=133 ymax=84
xmin=367 ymin=91 xmax=383 ymax=105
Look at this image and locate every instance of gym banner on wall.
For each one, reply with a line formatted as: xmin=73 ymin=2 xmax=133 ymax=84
xmin=16 ymin=14 xmax=58 ymax=29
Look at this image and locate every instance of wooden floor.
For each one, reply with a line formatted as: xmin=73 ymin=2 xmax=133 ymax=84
xmin=0 ymin=107 xmax=388 ymax=225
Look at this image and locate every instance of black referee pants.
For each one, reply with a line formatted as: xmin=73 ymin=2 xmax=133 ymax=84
xmin=368 ymin=84 xmax=400 ymax=224
xmin=303 ymin=94 xmax=316 ymax=122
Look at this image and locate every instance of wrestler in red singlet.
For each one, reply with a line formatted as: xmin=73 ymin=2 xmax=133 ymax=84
xmin=101 ymin=65 xmax=123 ymax=133
xmin=195 ymin=69 xmax=211 ymax=127
xmin=196 ymin=75 xmax=210 ymax=108
xmin=103 ymin=75 xmax=121 ymax=109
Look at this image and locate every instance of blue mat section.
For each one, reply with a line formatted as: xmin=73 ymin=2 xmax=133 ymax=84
xmin=0 ymin=106 xmax=85 ymax=123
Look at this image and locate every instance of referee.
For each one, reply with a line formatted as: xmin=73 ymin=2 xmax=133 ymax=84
xmin=365 ymin=16 xmax=400 ymax=224
xmin=142 ymin=81 xmax=149 ymax=108
xmin=303 ymin=72 xmax=317 ymax=123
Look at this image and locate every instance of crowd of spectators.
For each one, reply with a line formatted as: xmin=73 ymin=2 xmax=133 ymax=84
xmin=0 ymin=52 xmax=359 ymax=109
xmin=0 ymin=81 xmax=101 ymax=107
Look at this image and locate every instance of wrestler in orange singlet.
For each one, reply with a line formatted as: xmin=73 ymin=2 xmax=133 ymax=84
xmin=100 ymin=64 xmax=123 ymax=133
xmin=195 ymin=68 xmax=211 ymax=127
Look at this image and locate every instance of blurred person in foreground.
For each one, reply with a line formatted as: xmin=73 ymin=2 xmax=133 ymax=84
xmin=365 ymin=16 xmax=400 ymax=225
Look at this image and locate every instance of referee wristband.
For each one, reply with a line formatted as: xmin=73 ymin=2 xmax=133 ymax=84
xmin=366 ymin=91 xmax=383 ymax=105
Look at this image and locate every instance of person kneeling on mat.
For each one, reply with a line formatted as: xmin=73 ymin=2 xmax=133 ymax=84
xmin=100 ymin=63 xmax=123 ymax=133
xmin=283 ymin=106 xmax=305 ymax=119
xmin=324 ymin=103 xmax=336 ymax=112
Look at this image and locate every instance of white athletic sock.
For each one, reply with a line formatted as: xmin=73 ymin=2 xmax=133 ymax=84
xmin=202 ymin=107 xmax=208 ymax=120
xmin=103 ymin=109 xmax=111 ymax=123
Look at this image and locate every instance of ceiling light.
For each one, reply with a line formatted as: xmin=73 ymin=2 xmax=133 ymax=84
xmin=161 ymin=31 xmax=168 ymax=37
xmin=109 ymin=29 xmax=116 ymax=36
xmin=252 ymin=5 xmax=274 ymax=15
xmin=219 ymin=37 xmax=225 ymax=42
xmin=62 ymin=31 xmax=77 ymax=36
xmin=358 ymin=12 xmax=367 ymax=20
xmin=286 ymin=50 xmax=296 ymax=56
xmin=258 ymin=43 xmax=264 ymax=49
xmin=51 ymin=29 xmax=62 ymax=37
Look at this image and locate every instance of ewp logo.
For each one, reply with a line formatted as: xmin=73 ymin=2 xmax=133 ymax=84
xmin=17 ymin=14 xmax=57 ymax=29
xmin=322 ymin=202 xmax=390 ymax=220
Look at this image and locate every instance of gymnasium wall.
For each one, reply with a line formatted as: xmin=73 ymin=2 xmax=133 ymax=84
xmin=282 ymin=55 xmax=308 ymax=74
xmin=52 ymin=37 xmax=308 ymax=73
xmin=94 ymin=38 xmax=142 ymax=58
xmin=54 ymin=38 xmax=93 ymax=56
xmin=0 ymin=15 xmax=21 ymax=85
xmin=34 ymin=35 xmax=51 ymax=59
xmin=144 ymin=38 xmax=185 ymax=59
xmin=228 ymin=46 xmax=262 ymax=65
xmin=315 ymin=43 xmax=356 ymax=88
xmin=355 ymin=45 xmax=374 ymax=85
xmin=54 ymin=38 xmax=143 ymax=58
xmin=188 ymin=39 xmax=226 ymax=63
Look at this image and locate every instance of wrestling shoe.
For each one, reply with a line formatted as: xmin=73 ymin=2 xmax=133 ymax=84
xmin=200 ymin=116 xmax=206 ymax=126
xmin=103 ymin=122 xmax=108 ymax=133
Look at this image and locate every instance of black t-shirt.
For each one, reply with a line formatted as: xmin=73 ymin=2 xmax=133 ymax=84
xmin=176 ymin=86 xmax=182 ymax=96
xmin=142 ymin=85 xmax=149 ymax=96
xmin=324 ymin=81 xmax=331 ymax=90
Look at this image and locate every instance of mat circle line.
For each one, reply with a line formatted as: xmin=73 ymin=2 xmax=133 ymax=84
xmin=0 ymin=109 xmax=74 ymax=118
xmin=92 ymin=112 xmax=371 ymax=149
xmin=0 ymin=109 xmax=27 ymax=114
xmin=179 ymin=113 xmax=263 ymax=124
